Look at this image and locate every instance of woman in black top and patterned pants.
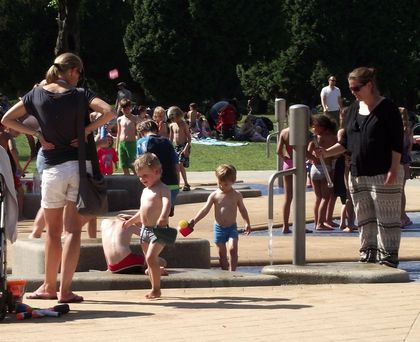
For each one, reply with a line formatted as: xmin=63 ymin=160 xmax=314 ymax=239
xmin=317 ymin=67 xmax=403 ymax=268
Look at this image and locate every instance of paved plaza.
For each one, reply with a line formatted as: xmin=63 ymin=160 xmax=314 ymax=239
xmin=3 ymin=171 xmax=420 ymax=341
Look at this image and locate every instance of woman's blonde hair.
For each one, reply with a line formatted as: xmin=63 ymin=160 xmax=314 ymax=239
xmin=399 ymin=107 xmax=409 ymax=132
xmin=45 ymin=52 xmax=83 ymax=84
xmin=348 ymin=67 xmax=377 ymax=91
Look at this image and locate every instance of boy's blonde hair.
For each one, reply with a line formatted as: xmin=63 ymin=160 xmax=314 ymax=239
xmin=167 ymin=106 xmax=184 ymax=120
xmin=134 ymin=153 xmax=162 ymax=173
xmin=215 ymin=164 xmax=237 ymax=183
xmin=153 ymin=106 xmax=166 ymax=118
xmin=120 ymin=98 xmax=132 ymax=109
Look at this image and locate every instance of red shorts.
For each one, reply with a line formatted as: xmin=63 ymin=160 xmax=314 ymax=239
xmin=108 ymin=253 xmax=145 ymax=274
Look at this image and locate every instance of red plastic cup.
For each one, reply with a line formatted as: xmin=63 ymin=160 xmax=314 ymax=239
xmin=179 ymin=225 xmax=194 ymax=237
xmin=7 ymin=279 xmax=27 ymax=303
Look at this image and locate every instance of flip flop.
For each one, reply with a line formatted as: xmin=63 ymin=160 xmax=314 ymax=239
xmin=58 ymin=294 xmax=84 ymax=303
xmin=26 ymin=292 xmax=58 ymax=300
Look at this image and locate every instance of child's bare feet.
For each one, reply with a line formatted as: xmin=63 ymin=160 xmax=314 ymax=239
xmin=282 ymin=226 xmax=292 ymax=234
xmin=316 ymin=224 xmax=335 ymax=231
xmin=145 ymin=267 xmax=168 ymax=276
xmin=28 ymin=232 xmax=41 ymax=239
xmin=145 ymin=290 xmax=161 ymax=299
xmin=325 ymin=221 xmax=339 ymax=228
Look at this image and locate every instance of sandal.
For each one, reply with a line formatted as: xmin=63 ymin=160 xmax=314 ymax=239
xmin=58 ymin=293 xmax=84 ymax=303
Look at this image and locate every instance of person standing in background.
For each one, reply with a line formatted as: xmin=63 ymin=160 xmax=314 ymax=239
xmin=320 ymin=75 xmax=343 ymax=127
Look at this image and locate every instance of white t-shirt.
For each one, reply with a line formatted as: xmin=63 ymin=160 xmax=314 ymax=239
xmin=320 ymin=86 xmax=341 ymax=111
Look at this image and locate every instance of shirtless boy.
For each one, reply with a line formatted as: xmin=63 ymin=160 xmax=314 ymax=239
xmin=168 ymin=106 xmax=191 ymax=191
xmin=116 ymin=98 xmax=138 ymax=175
xmin=189 ymin=164 xmax=251 ymax=271
xmin=122 ymin=153 xmax=171 ymax=299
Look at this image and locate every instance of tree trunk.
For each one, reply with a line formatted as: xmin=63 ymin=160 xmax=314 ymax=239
xmin=55 ymin=0 xmax=81 ymax=56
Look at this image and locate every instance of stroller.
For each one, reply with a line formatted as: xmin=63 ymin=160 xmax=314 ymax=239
xmin=0 ymin=174 xmax=10 ymax=320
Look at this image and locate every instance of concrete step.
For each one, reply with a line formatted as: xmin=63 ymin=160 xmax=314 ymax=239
xmin=12 ymin=238 xmax=211 ymax=276
xmin=262 ymin=262 xmax=410 ymax=284
xmin=13 ymin=268 xmax=282 ymax=292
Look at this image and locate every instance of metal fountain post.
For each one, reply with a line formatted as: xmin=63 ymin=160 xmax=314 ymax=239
xmin=289 ymin=105 xmax=309 ymax=265
xmin=267 ymin=104 xmax=309 ymax=266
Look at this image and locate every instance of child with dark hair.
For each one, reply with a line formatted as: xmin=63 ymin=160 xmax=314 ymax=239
xmin=307 ymin=114 xmax=338 ymax=231
xmin=116 ymin=98 xmax=138 ymax=175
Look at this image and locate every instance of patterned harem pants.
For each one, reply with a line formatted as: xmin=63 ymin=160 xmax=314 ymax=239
xmin=348 ymin=166 xmax=403 ymax=264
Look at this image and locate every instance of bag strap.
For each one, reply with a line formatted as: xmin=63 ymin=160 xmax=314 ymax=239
xmin=76 ymin=88 xmax=101 ymax=178
xmin=77 ymin=89 xmax=88 ymax=178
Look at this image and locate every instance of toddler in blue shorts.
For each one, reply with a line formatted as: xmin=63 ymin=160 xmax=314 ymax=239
xmin=189 ymin=164 xmax=251 ymax=271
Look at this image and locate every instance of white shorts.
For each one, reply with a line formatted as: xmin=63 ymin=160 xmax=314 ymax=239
xmin=41 ymin=160 xmax=92 ymax=209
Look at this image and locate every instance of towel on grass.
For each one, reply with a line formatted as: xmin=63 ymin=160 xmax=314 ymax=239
xmin=192 ymin=137 xmax=248 ymax=147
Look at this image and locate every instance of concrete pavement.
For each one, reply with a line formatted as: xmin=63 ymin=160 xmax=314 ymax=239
xmin=4 ymin=170 xmax=420 ymax=340
xmin=2 ymin=284 xmax=420 ymax=341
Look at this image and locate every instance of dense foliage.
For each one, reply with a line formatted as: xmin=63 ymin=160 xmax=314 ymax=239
xmin=124 ymin=0 xmax=285 ymax=107
xmin=0 ymin=0 xmax=419 ymax=110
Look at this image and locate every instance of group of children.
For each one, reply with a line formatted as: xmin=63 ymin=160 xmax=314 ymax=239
xmin=95 ymin=101 xmax=211 ymax=192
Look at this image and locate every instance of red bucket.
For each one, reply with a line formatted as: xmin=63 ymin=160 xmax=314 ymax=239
xmin=7 ymin=279 xmax=27 ymax=303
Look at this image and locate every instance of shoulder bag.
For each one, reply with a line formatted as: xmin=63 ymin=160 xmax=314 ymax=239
xmin=76 ymin=90 xmax=108 ymax=216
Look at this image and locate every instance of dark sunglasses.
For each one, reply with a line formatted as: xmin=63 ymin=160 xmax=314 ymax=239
xmin=349 ymin=82 xmax=368 ymax=92
xmin=329 ymin=79 xmax=336 ymax=82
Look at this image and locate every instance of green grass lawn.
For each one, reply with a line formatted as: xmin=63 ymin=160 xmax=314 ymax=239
xmin=14 ymin=114 xmax=279 ymax=173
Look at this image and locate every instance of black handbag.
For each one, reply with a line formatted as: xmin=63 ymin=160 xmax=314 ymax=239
xmin=152 ymin=227 xmax=178 ymax=245
xmin=76 ymin=90 xmax=108 ymax=216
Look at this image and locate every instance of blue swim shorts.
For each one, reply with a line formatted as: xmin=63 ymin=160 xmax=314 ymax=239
xmin=214 ymin=223 xmax=238 ymax=244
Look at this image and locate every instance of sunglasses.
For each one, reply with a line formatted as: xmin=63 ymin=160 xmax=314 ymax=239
xmin=349 ymin=82 xmax=368 ymax=92
xmin=329 ymin=79 xmax=336 ymax=82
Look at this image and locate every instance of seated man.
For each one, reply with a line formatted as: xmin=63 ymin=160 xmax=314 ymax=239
xmin=101 ymin=216 xmax=167 ymax=274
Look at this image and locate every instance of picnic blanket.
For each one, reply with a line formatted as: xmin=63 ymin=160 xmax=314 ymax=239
xmin=191 ymin=137 xmax=248 ymax=147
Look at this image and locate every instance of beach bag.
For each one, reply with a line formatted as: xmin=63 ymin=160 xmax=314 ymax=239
xmin=77 ymin=170 xmax=108 ymax=216
xmin=153 ymin=227 xmax=178 ymax=245
xmin=76 ymin=89 xmax=108 ymax=216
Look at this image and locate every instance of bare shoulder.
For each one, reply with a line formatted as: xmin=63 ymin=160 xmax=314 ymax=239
xmin=234 ymin=189 xmax=244 ymax=200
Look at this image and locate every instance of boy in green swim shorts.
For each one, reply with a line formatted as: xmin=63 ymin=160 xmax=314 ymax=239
xmin=189 ymin=164 xmax=252 ymax=271
xmin=116 ymin=98 xmax=138 ymax=174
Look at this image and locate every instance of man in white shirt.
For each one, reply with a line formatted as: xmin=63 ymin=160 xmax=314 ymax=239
xmin=320 ymin=76 xmax=343 ymax=126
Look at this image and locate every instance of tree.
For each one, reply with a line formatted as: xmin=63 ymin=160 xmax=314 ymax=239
xmin=54 ymin=0 xmax=81 ymax=55
xmin=125 ymin=0 xmax=285 ymax=107
xmin=0 ymin=0 xmax=56 ymax=97
xmin=238 ymin=0 xmax=420 ymax=108
xmin=78 ymin=0 xmax=133 ymax=101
